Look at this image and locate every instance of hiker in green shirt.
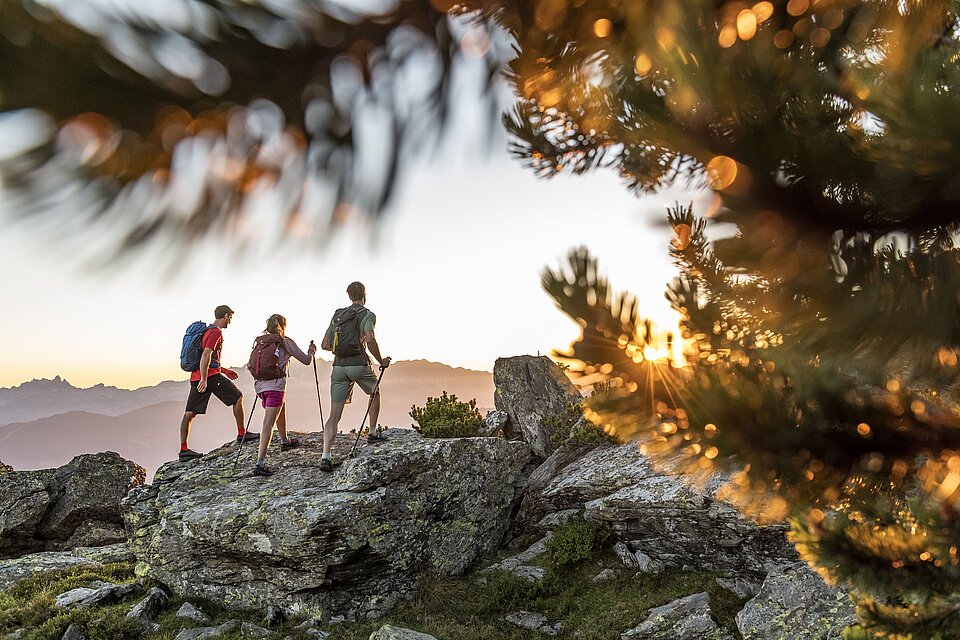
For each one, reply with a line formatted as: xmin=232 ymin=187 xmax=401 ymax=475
xmin=319 ymin=281 xmax=391 ymax=471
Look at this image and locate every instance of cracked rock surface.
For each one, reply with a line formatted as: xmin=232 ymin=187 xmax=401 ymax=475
xmin=621 ymin=592 xmax=734 ymax=640
xmin=124 ymin=430 xmax=530 ymax=619
xmin=493 ymin=355 xmax=583 ymax=458
xmin=516 ymin=441 xmax=796 ymax=576
xmin=0 ymin=453 xmax=144 ymax=558
xmin=736 ymin=562 xmax=857 ymax=639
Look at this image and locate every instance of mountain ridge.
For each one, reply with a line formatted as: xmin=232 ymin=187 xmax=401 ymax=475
xmin=0 ymin=359 xmax=494 ymax=427
xmin=0 ymin=359 xmax=495 ymax=478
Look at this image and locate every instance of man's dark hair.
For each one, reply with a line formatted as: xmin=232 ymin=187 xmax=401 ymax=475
xmin=347 ymin=282 xmax=365 ymax=302
xmin=214 ymin=305 xmax=234 ymax=319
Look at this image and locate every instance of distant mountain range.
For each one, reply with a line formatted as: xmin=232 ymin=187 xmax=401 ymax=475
xmin=0 ymin=360 xmax=494 ymax=479
xmin=0 ymin=375 xmax=187 ymax=426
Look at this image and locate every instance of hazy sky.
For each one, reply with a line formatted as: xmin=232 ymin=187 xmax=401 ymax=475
xmin=0 ymin=143 xmax=710 ymax=390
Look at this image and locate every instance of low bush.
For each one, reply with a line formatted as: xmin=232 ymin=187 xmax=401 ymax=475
xmin=410 ymin=392 xmax=484 ymax=438
xmin=546 ymin=518 xmax=611 ymax=568
xmin=546 ymin=402 xmax=619 ymax=447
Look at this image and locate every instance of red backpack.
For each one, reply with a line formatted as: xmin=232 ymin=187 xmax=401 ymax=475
xmin=247 ymin=335 xmax=285 ymax=380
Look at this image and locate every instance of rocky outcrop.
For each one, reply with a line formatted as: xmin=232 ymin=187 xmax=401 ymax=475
xmin=0 ymin=550 xmax=96 ymax=591
xmin=515 ymin=442 xmax=796 ymax=576
xmin=621 ymin=592 xmax=734 ymax=640
xmin=493 ymin=356 xmax=583 ymax=458
xmin=0 ymin=542 xmax=135 ymax=591
xmin=0 ymin=460 xmax=13 ymax=474
xmin=736 ymin=563 xmax=857 ymax=639
xmin=0 ymin=469 xmax=54 ymax=558
xmin=0 ymin=453 xmax=144 ymax=558
xmin=124 ymin=430 xmax=530 ymax=619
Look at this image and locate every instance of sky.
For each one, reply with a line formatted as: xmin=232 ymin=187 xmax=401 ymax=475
xmin=0 ymin=150 xmax=711 ymax=390
xmin=0 ymin=18 xmax=714 ymax=391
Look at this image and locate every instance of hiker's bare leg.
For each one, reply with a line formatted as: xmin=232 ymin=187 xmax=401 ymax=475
xmin=368 ymin=391 xmax=381 ymax=433
xmin=258 ymin=405 xmax=281 ymax=460
xmin=180 ymin=412 xmax=197 ymax=445
xmin=323 ymin=402 xmax=345 ymax=454
xmin=276 ymin=404 xmax=288 ymax=442
xmin=232 ymin=397 xmax=246 ymax=432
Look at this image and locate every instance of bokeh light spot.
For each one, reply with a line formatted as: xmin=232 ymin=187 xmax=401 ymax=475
xmin=737 ymin=10 xmax=758 ymax=40
xmin=707 ymin=155 xmax=738 ymax=190
xmin=593 ymin=19 xmax=613 ymax=38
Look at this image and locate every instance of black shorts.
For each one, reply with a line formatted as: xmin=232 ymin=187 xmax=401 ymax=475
xmin=185 ymin=374 xmax=242 ymax=414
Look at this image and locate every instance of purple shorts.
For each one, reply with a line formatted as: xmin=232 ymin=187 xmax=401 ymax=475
xmin=258 ymin=390 xmax=285 ymax=408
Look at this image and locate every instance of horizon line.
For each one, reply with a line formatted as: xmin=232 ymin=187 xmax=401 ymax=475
xmin=0 ymin=356 xmax=515 ymax=392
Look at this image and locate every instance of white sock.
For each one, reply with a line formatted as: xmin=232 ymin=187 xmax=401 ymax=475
xmin=322 ymin=453 xmax=331 ymax=461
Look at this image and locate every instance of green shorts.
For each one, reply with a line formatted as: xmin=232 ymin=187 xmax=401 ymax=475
xmin=331 ymin=365 xmax=379 ymax=404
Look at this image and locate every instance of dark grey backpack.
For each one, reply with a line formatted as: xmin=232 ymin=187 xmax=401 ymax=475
xmin=331 ymin=306 xmax=367 ymax=357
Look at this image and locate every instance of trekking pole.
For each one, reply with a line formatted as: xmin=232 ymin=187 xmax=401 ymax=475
xmin=310 ymin=341 xmax=325 ymax=429
xmin=348 ymin=365 xmax=388 ymax=459
xmin=232 ymin=397 xmax=259 ymax=474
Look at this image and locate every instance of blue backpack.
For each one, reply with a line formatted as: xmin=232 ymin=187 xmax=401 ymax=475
xmin=180 ymin=321 xmax=209 ymax=372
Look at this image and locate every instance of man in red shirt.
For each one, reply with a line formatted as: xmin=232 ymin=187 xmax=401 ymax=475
xmin=179 ymin=305 xmax=258 ymax=461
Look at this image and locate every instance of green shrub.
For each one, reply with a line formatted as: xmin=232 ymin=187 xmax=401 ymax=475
xmin=569 ymin=419 xmax=619 ymax=446
xmin=410 ymin=392 xmax=484 ymax=438
xmin=546 ymin=518 xmax=611 ymax=568
xmin=546 ymin=402 xmax=618 ymax=447
xmin=27 ymin=608 xmax=144 ymax=640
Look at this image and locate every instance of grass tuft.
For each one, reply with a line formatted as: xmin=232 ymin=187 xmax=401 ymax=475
xmin=0 ymin=551 xmax=748 ymax=640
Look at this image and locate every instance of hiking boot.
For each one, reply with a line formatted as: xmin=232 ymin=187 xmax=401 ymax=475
xmin=319 ymin=458 xmax=334 ymax=472
xmin=280 ymin=437 xmax=302 ymax=452
xmin=367 ymin=431 xmax=388 ymax=443
xmin=237 ymin=431 xmax=261 ymax=444
xmin=178 ymin=448 xmax=202 ymax=461
xmin=254 ymin=463 xmax=275 ymax=477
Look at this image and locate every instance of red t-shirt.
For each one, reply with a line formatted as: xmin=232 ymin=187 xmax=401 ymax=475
xmin=190 ymin=326 xmax=223 ymax=382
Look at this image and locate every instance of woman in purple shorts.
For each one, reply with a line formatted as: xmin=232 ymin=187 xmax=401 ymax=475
xmin=253 ymin=314 xmax=316 ymax=477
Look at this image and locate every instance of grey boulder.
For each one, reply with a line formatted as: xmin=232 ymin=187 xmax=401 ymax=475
xmin=484 ymin=533 xmax=552 ymax=573
xmin=54 ymin=581 xmax=140 ymax=609
xmin=125 ymin=431 xmax=530 ymax=619
xmin=264 ymin=604 xmax=287 ymax=627
xmin=493 ymin=355 xmax=583 ymax=458
xmin=38 ymin=452 xmax=145 ymax=544
xmin=621 ymin=592 xmax=734 ymax=640
xmin=369 ymin=625 xmax=438 ymax=640
xmin=481 ymin=410 xmax=510 ymax=437
xmin=502 ymin=611 xmax=563 ymax=636
xmin=515 ymin=441 xmax=795 ymax=576
xmin=0 ymin=469 xmax=54 ymax=558
xmin=173 ymin=620 xmax=240 ymax=640
xmin=736 ymin=563 xmax=857 ymax=639
xmin=579 ymin=448 xmax=795 ymax=575
xmin=716 ymin=576 xmax=762 ymax=600
xmin=0 ymin=453 xmax=144 ymax=558
xmin=126 ymin=586 xmax=170 ymax=629
xmin=175 ymin=602 xmax=212 ymax=624
xmin=60 ymin=624 xmax=84 ymax=640
xmin=240 ymin=622 xmax=271 ymax=638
